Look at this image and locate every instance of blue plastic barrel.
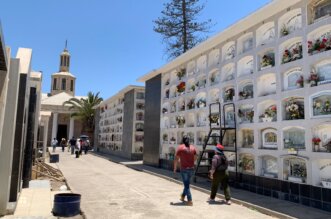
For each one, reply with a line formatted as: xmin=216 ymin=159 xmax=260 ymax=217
xmin=53 ymin=193 xmax=81 ymax=217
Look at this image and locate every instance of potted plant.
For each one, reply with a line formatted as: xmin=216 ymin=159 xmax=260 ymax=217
xmin=190 ymin=85 xmax=196 ymax=92
xmin=170 ymin=136 xmax=176 ymax=144
xmin=312 ymin=137 xmax=321 ymax=151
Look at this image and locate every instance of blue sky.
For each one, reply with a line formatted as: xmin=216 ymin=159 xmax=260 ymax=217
xmin=0 ymin=0 xmax=270 ymax=98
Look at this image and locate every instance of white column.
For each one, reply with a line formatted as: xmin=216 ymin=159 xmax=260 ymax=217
xmin=51 ymin=113 xmax=58 ymax=140
xmin=69 ymin=117 xmax=74 ymax=139
xmin=42 ymin=118 xmax=49 ymax=158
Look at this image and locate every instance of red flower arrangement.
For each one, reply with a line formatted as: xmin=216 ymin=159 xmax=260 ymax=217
xmin=296 ymin=75 xmax=304 ymax=88
xmin=176 ymin=82 xmax=186 ymax=93
xmin=312 ymin=137 xmax=321 ymax=145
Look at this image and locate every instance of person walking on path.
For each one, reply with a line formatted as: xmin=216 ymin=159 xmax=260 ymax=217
xmin=69 ymin=136 xmax=76 ymax=155
xmin=208 ymin=144 xmax=231 ymax=205
xmin=51 ymin=138 xmax=58 ymax=152
xmin=79 ymin=139 xmax=83 ymax=155
xmin=75 ymin=139 xmax=81 ymax=158
xmin=60 ymin=138 xmax=66 ymax=152
xmin=173 ymin=135 xmax=197 ymax=206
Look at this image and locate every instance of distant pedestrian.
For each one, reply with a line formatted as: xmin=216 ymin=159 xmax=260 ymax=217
xmin=83 ymin=139 xmax=89 ymax=154
xmin=208 ymin=144 xmax=231 ymax=205
xmin=60 ymin=138 xmax=66 ymax=152
xmin=79 ymin=139 xmax=83 ymax=155
xmin=51 ymin=138 xmax=58 ymax=152
xmin=75 ymin=139 xmax=81 ymax=158
xmin=69 ymin=136 xmax=76 ymax=155
xmin=173 ymin=135 xmax=197 ymax=206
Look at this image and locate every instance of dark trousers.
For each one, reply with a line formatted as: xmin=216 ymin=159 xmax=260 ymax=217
xmin=210 ymin=170 xmax=231 ymax=201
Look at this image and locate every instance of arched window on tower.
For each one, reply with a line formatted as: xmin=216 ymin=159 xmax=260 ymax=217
xmin=61 ymin=78 xmax=66 ymax=90
xmin=53 ymin=78 xmax=57 ymax=90
xmin=70 ymin=80 xmax=74 ymax=91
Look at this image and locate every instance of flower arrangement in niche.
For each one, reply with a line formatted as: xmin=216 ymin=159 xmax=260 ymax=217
xmin=280 ymin=24 xmax=289 ymax=36
xmin=312 ymin=137 xmax=321 ymax=146
xmin=190 ymin=84 xmax=196 ymax=92
xmin=187 ymin=98 xmax=195 ymax=110
xmin=162 ymin=107 xmax=168 ymax=114
xmin=285 ymin=98 xmax=304 ymax=120
xmin=240 ymin=157 xmax=254 ymax=173
xmin=282 ymin=49 xmax=292 ymax=64
xmin=176 ymin=82 xmax=186 ymax=94
xmin=239 ymin=90 xmax=253 ymax=100
xmin=176 ymin=115 xmax=185 ymax=127
xmin=238 ymin=109 xmax=254 ymax=123
xmin=209 ymin=114 xmax=220 ymax=124
xmin=308 ymin=36 xmax=331 ymax=55
xmin=296 ymin=75 xmax=304 ymax=88
xmin=260 ymin=53 xmax=274 ymax=68
xmin=282 ymin=44 xmax=302 ymax=64
xmin=307 ymin=69 xmax=319 ymax=87
xmin=163 ymin=133 xmax=168 ymax=142
xmin=224 ymin=88 xmax=235 ymax=102
xmin=170 ymin=136 xmax=176 ymax=144
xmin=196 ymin=98 xmax=206 ymax=108
xmin=313 ymin=99 xmax=331 ymax=115
xmin=176 ymin=68 xmax=186 ymax=80
xmin=259 ymin=105 xmax=277 ymax=122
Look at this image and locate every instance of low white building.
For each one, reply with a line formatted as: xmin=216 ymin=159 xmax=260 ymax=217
xmin=95 ymin=85 xmax=145 ymax=160
xmin=139 ymin=0 xmax=331 ymax=211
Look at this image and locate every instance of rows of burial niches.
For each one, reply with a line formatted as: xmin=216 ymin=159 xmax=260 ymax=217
xmin=161 ymin=2 xmax=331 ymax=189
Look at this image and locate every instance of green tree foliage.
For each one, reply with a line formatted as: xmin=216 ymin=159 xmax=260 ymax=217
xmin=154 ymin=0 xmax=213 ymax=60
xmin=63 ymin=91 xmax=103 ymax=132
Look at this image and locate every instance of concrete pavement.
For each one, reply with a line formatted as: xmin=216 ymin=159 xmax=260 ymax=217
xmin=56 ymin=151 xmax=275 ymax=219
xmin=90 ymin=152 xmax=331 ymax=219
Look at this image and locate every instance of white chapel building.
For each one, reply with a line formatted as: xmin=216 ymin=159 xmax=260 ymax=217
xmin=40 ymin=45 xmax=85 ymax=150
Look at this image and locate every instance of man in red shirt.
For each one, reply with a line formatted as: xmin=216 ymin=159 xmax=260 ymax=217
xmin=174 ymin=136 xmax=197 ymax=206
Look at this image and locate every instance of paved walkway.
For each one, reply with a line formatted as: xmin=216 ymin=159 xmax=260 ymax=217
xmin=89 ymin=152 xmax=331 ymax=219
xmin=56 ymin=151 xmax=275 ymax=219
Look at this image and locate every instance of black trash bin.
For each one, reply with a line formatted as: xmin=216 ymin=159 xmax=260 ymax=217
xmin=53 ymin=193 xmax=81 ymax=217
xmin=50 ymin=154 xmax=59 ymax=163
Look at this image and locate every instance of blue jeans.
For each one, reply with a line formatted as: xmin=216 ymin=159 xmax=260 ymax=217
xmin=180 ymin=168 xmax=193 ymax=201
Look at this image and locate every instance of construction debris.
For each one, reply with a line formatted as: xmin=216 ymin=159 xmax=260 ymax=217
xmin=32 ymin=158 xmax=65 ymax=182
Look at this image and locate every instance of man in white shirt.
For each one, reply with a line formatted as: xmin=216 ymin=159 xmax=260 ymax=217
xmin=51 ymin=138 xmax=58 ymax=152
